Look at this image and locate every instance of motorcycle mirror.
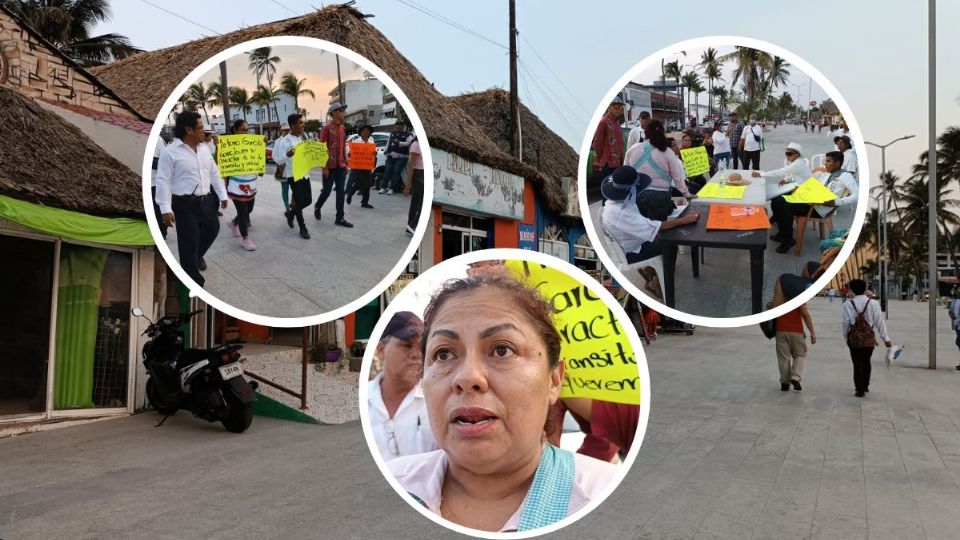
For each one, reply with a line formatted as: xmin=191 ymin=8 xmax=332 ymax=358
xmin=131 ymin=307 xmax=145 ymax=317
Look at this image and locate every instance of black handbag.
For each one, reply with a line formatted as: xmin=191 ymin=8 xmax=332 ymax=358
xmin=760 ymin=317 xmax=777 ymax=339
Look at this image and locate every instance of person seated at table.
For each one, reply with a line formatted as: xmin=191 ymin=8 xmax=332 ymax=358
xmin=678 ymin=131 xmax=710 ymax=193
xmin=769 ymin=151 xmax=858 ymax=253
xmin=624 ymin=119 xmax=696 ymax=221
xmin=601 ymin=167 xmax=699 ymax=298
xmin=387 ymin=275 xmax=619 ymax=533
xmin=753 ymin=142 xmax=812 ymax=190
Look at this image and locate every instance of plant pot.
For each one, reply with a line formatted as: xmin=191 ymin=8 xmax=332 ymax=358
xmin=324 ymin=349 xmax=343 ymax=363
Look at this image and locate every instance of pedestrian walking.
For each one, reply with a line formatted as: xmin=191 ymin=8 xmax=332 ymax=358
xmin=404 ymin=135 xmax=424 ymax=237
xmin=775 ymin=304 xmax=816 ymax=391
xmin=345 ymin=124 xmax=376 ymax=209
xmin=728 ymin=112 xmax=745 ymax=168
xmin=739 ymin=116 xmax=762 ymax=170
xmin=314 ymin=103 xmax=353 ymax=228
xmin=276 ymin=122 xmax=291 ymax=210
xmin=274 ymin=113 xmax=312 ymax=239
xmin=828 ymin=287 xmax=836 ymax=303
xmin=381 ymin=122 xmax=412 ymax=193
xmin=225 ymin=119 xmax=260 ymax=252
xmin=151 ymin=136 xmax=168 ymax=239
xmin=948 ymin=291 xmax=960 ymax=369
xmin=155 ymin=111 xmax=229 ymax=286
xmin=841 ymin=279 xmax=892 ymax=397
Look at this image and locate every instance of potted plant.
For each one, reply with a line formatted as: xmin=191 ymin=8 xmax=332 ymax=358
xmin=348 ymin=340 xmax=367 ymax=372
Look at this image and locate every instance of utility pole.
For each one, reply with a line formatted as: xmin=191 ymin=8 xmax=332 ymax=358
xmin=508 ymin=0 xmax=521 ymax=160
xmin=928 ymin=0 xmax=937 ymax=369
xmin=219 ymin=61 xmax=229 ymax=135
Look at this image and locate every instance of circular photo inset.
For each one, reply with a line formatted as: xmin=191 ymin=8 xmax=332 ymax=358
xmin=580 ymin=37 xmax=869 ymax=326
xmin=145 ymin=37 xmax=432 ymax=324
xmin=359 ymin=249 xmax=650 ymax=538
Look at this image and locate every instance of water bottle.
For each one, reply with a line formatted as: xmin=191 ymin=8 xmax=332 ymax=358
xmin=718 ymin=160 xmax=727 ymax=187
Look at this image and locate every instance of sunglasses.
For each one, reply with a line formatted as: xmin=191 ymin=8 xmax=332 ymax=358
xmin=785 ymin=151 xmax=797 ymax=156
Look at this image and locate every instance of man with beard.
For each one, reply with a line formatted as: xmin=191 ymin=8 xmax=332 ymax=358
xmin=367 ymin=311 xmax=438 ymax=460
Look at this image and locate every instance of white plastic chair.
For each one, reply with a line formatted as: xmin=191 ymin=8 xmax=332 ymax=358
xmin=809 ymin=153 xmax=826 ymax=171
xmin=597 ymin=212 xmax=666 ymax=298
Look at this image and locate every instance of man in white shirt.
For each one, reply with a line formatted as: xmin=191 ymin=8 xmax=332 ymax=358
xmin=739 ymin=117 xmax=763 ymax=170
xmin=834 ymin=135 xmax=858 ymax=179
xmin=368 ymin=311 xmax=438 ymax=460
xmin=754 ymin=142 xmax=812 ymax=188
xmin=769 ymin=151 xmax=858 ymax=253
xmin=151 ymin=136 xmax=168 ymax=238
xmin=155 ymin=111 xmax=229 ymax=286
xmin=601 ymin=167 xmax=699 ymax=264
xmin=624 ymin=111 xmax=651 ymax=160
xmin=273 ymin=113 xmax=312 ymax=239
xmin=841 ymin=279 xmax=892 ymax=397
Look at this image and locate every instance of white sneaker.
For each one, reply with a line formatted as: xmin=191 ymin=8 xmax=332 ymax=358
xmin=378 ymin=188 xmax=387 ymax=194
xmin=227 ymin=220 xmax=240 ymax=237
xmin=386 ymin=189 xmax=395 ymax=195
xmin=405 ymin=225 xmax=415 ymax=236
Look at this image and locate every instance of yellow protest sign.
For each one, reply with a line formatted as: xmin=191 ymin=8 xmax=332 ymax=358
xmin=348 ymin=142 xmax=377 ymax=171
xmin=680 ymin=146 xmax=710 ymax=176
xmin=697 ymin=182 xmax=747 ymax=199
xmin=216 ymin=134 xmax=266 ymax=176
xmin=505 ymin=260 xmax=640 ymax=405
xmin=783 ymin=177 xmax=837 ymax=204
xmin=291 ymin=141 xmax=329 ymax=181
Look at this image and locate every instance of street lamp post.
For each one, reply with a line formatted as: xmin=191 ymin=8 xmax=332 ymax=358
xmin=865 ymin=135 xmax=915 ymax=320
xmin=791 ymin=82 xmax=805 ymax=123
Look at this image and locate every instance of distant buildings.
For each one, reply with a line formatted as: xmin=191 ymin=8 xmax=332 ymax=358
xmin=328 ymin=76 xmax=399 ymax=128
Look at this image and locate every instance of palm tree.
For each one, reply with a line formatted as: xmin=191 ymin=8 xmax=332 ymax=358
xmin=713 ymin=86 xmax=729 ymax=120
xmin=700 ymin=47 xmax=723 ymax=121
xmin=777 ymin=92 xmax=794 ymax=122
xmin=680 ymin=72 xmax=700 ymax=125
xmin=663 ymin=60 xmax=682 ymax=126
xmin=2 ymin=0 xmax=142 ymax=66
xmin=690 ymin=80 xmax=706 ymax=125
xmin=252 ymin=84 xmax=279 ymax=131
xmin=765 ymin=56 xmax=791 ymax=92
xmin=248 ymin=47 xmax=281 ymax=127
xmin=895 ymin=171 xmax=960 ymax=291
xmin=279 ymin=72 xmax=316 ymax=116
xmin=229 ymin=87 xmax=252 ymax=122
xmin=721 ymin=47 xmax=774 ymax=108
xmin=185 ymin=82 xmax=215 ymax=126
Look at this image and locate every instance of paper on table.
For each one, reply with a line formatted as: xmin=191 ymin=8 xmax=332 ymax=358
xmin=669 ymin=197 xmax=688 ymax=219
xmin=765 ymin=180 xmax=798 ymax=200
xmin=782 ymin=177 xmax=837 ymax=204
xmin=697 ymin=182 xmax=747 ymax=199
xmin=706 ymin=204 xmax=771 ymax=230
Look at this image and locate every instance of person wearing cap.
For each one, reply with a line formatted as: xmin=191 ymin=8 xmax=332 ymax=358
xmin=728 ymin=112 xmax=745 ymax=168
xmin=345 ymin=124 xmax=377 ymax=209
xmin=624 ymin=110 xmax=651 ymax=157
xmin=769 ymin=151 xmax=858 ymax=253
xmin=382 ymin=122 xmax=414 ymax=194
xmin=314 ymin=102 xmax=353 ymax=228
xmin=274 ymin=113 xmax=312 ymax=239
xmin=601 ymin=166 xmax=698 ymax=273
xmin=754 ymin=142 xmax=812 ymax=191
xmin=589 ymin=96 xmax=625 ymax=187
xmin=368 ymin=311 xmax=438 ymax=460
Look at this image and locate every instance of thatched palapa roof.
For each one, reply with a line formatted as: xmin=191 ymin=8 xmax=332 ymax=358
xmin=451 ymin=89 xmax=576 ymax=213
xmin=0 ymin=87 xmax=143 ymax=217
xmin=90 ymin=4 xmax=567 ymax=213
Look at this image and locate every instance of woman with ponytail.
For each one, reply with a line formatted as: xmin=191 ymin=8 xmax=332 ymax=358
xmin=623 ymin=119 xmax=696 ymax=220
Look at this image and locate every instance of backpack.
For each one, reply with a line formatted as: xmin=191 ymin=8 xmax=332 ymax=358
xmin=847 ymin=300 xmax=877 ymax=348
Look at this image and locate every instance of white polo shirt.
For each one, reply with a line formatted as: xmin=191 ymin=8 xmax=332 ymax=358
xmin=602 ymin=199 xmax=662 ymax=254
xmin=367 ymin=373 xmax=437 ymax=461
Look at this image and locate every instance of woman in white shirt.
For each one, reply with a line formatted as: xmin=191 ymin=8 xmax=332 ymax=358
xmin=711 ymin=121 xmax=731 ymax=168
xmin=387 ymin=276 xmax=619 ymax=533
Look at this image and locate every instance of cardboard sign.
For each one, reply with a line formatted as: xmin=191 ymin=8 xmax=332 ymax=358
xmin=706 ymin=204 xmax=771 ymax=230
xmin=348 ymin=142 xmax=377 ymax=171
xmin=505 ymin=260 xmax=640 ymax=405
xmin=216 ymin=135 xmax=266 ymax=176
xmin=783 ymin=177 xmax=838 ymax=204
xmin=291 ymin=141 xmax=329 ymax=181
xmin=679 ymin=146 xmax=710 ymax=176
xmin=697 ymin=182 xmax=747 ymax=199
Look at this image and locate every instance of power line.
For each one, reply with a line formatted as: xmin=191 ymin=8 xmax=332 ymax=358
xmin=519 ymin=63 xmax=579 ymax=142
xmin=519 ymin=59 xmax=587 ymax=126
xmin=270 ymin=0 xmax=299 ymax=15
xmin=137 ymin=0 xmax=221 ymax=35
xmin=518 ymin=32 xmax=591 ymax=116
xmin=394 ymin=0 xmax=507 ymax=50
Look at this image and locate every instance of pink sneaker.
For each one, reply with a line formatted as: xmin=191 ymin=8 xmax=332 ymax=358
xmin=227 ymin=219 xmax=240 ymax=237
xmin=241 ymin=237 xmax=256 ymax=251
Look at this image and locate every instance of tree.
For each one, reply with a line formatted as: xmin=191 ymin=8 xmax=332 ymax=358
xmin=777 ymin=92 xmax=794 ymax=122
xmin=721 ymin=47 xmax=775 ymax=109
xmin=2 ymin=0 xmax=142 ymax=66
xmin=248 ymin=47 xmax=281 ymax=128
xmin=279 ymin=72 xmax=316 ymax=115
xmin=713 ymin=86 xmax=729 ymax=120
xmin=185 ymin=82 xmax=214 ymax=126
xmin=690 ymin=80 xmax=706 ymax=125
xmin=229 ymin=87 xmax=252 ymax=122
xmin=663 ymin=60 xmax=682 ymax=125
xmin=700 ymin=47 xmax=723 ymax=122
xmin=304 ymin=119 xmax=322 ymax=133
xmin=252 ymin=84 xmax=279 ymax=127
xmin=680 ymin=71 xmax=700 ymax=125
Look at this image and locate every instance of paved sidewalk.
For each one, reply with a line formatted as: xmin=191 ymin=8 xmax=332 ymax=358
xmin=163 ymin=166 xmax=417 ymax=318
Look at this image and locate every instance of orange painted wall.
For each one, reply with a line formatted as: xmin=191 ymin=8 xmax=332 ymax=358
xmin=344 ymin=314 xmax=356 ymax=345
xmin=433 ymin=205 xmax=443 ymax=264
xmin=237 ymin=320 xmax=270 ymax=342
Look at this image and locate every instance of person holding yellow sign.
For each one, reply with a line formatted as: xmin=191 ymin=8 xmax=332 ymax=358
xmin=769 ymin=151 xmax=858 ymax=253
xmin=223 ymin=120 xmax=263 ymax=251
xmin=274 ymin=113 xmax=312 ymax=239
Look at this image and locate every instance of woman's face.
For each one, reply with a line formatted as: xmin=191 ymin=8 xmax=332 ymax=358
xmin=681 ymin=135 xmax=692 ymax=148
xmin=422 ymin=286 xmax=563 ymax=475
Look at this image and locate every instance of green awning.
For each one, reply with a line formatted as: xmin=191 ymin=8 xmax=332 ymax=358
xmin=0 ymin=194 xmax=153 ymax=246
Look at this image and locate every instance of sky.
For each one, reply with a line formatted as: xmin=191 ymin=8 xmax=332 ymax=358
xmin=193 ymin=45 xmax=365 ymax=119
xmin=97 ymin=0 xmax=957 ymax=199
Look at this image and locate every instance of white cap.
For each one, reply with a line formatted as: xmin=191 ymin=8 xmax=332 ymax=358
xmin=786 ymin=142 xmax=802 ymax=154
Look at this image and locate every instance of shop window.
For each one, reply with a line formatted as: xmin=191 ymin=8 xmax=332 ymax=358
xmin=573 ymin=235 xmax=603 ymax=281
xmin=539 ymin=224 xmax=569 ymax=261
xmin=441 ymin=212 xmax=489 ymax=260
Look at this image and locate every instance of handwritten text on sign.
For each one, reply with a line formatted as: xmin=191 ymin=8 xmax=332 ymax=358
xmin=680 ymin=146 xmax=710 ymax=176
xmin=291 ymin=141 xmax=329 ymax=181
xmin=216 ymin=135 xmax=266 ymax=176
xmin=782 ymin=177 xmax=837 ymax=204
xmin=348 ymin=142 xmax=377 ymax=171
xmin=506 ymin=260 xmax=640 ymax=405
